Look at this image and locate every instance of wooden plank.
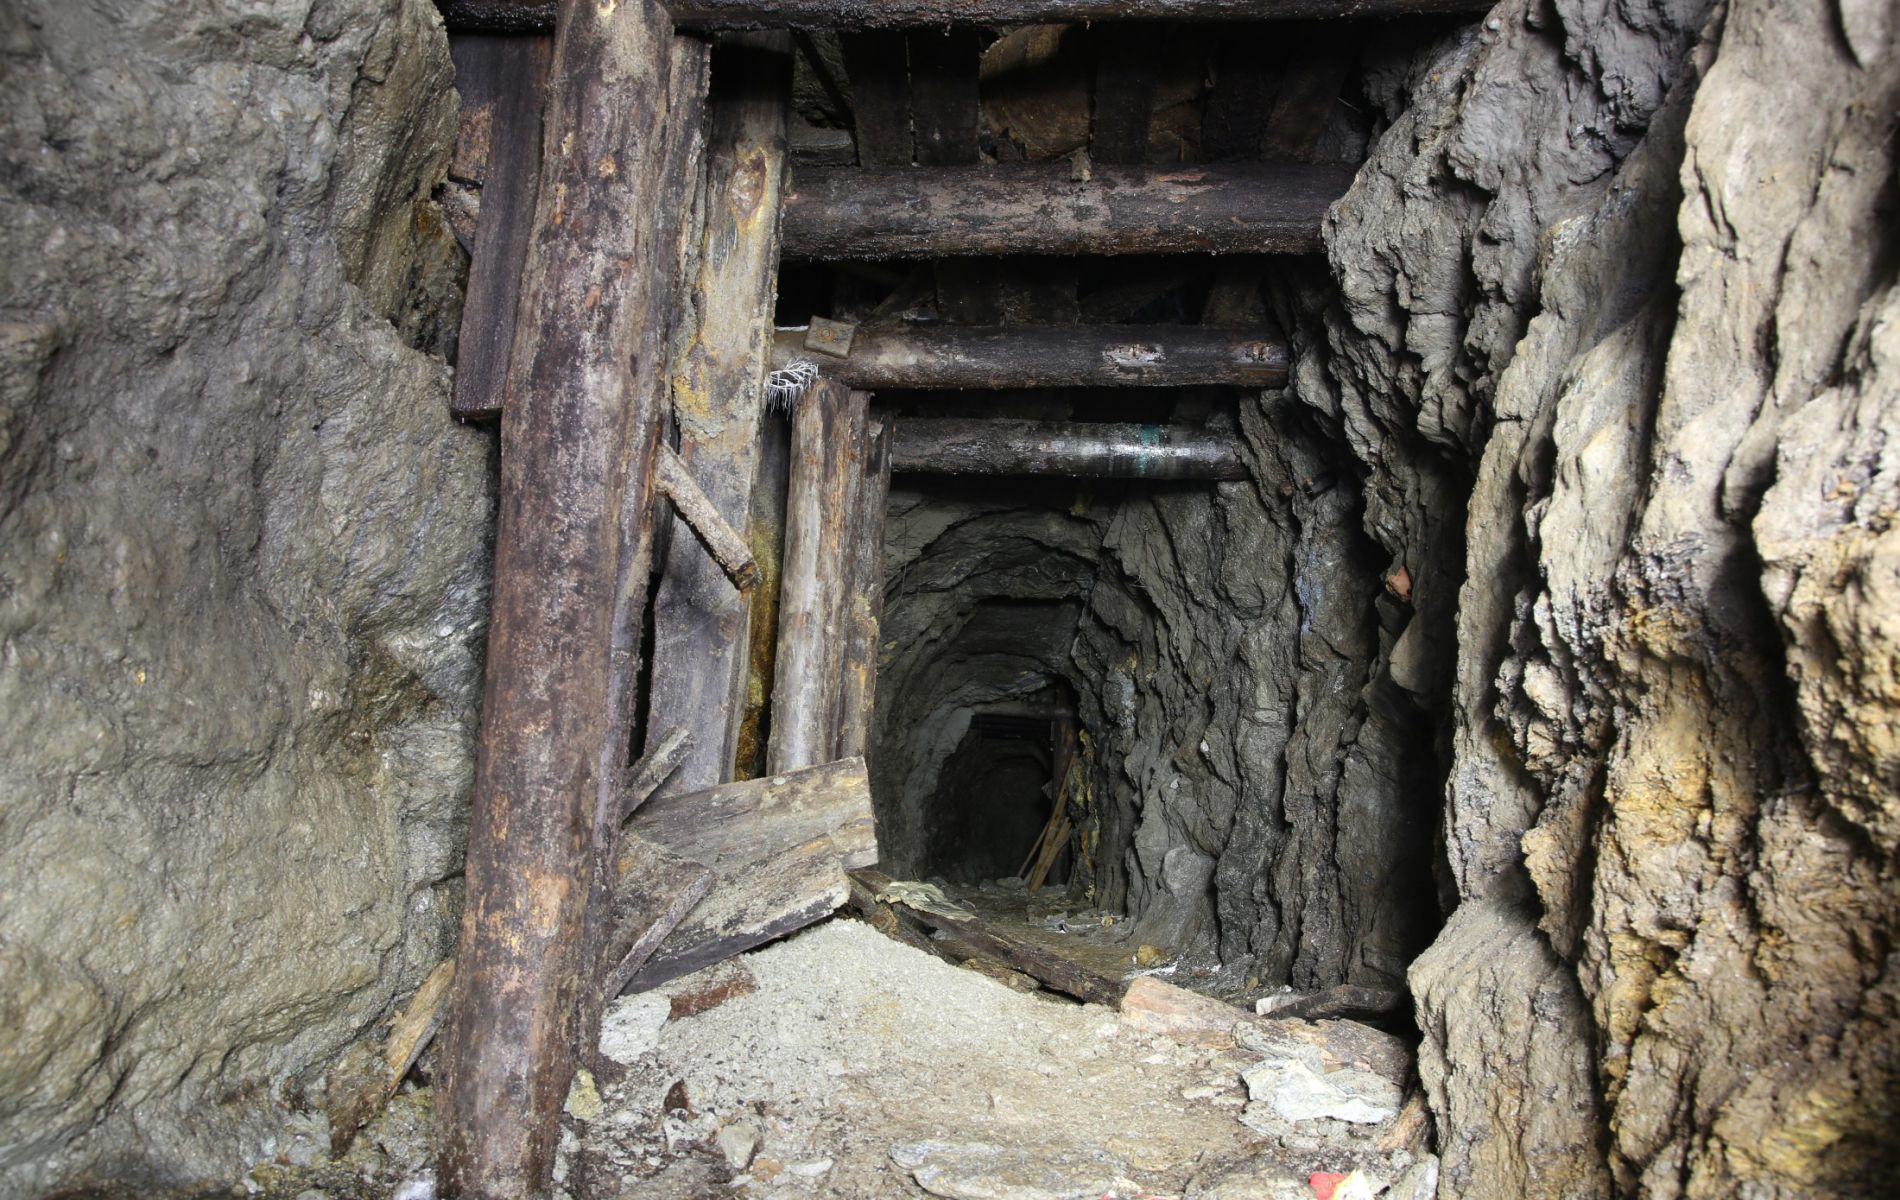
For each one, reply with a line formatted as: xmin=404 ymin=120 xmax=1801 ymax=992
xmin=772 ymin=324 xmax=1288 ymax=389
xmin=851 ymin=869 xmax=1125 ymax=1005
xmin=672 ymin=0 xmax=1498 ymax=27
xmin=834 ymin=418 xmax=891 ymax=761
xmin=434 ymin=1 xmax=707 ymax=1193
xmin=643 ymin=34 xmax=792 ymax=796
xmin=766 ymin=380 xmax=868 ymax=774
xmin=619 ymin=758 xmax=879 ymax=991
xmin=622 ymin=725 xmax=693 ymax=822
xmin=448 ymin=34 xmax=551 ymax=421
xmin=891 ymin=418 xmax=1247 ymax=480
xmin=442 ymin=1 xmax=1494 ymax=31
xmin=781 ymin=161 xmax=1356 ymax=259
xmin=840 ymin=31 xmax=912 ymax=166
xmin=601 ymin=834 xmax=719 ymax=1000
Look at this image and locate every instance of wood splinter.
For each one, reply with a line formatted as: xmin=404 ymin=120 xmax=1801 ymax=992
xmin=657 ymin=444 xmax=761 ymax=592
xmin=622 ymin=725 xmax=694 ymax=823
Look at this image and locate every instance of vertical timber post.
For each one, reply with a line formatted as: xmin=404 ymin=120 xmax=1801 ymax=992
xmin=644 ymin=33 xmax=794 ymax=794
xmin=436 ymin=1 xmax=707 ymax=1196
xmin=766 ymin=380 xmax=869 ymax=773
xmin=834 ymin=416 xmax=892 ymax=762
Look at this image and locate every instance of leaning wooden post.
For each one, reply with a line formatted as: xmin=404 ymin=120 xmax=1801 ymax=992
xmin=766 ymin=379 xmax=868 ymax=773
xmin=436 ymin=2 xmax=704 ymax=1196
xmin=644 ymin=33 xmax=793 ymax=793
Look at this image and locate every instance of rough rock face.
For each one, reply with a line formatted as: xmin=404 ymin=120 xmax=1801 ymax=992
xmin=0 ymin=1 xmax=490 ymax=1193
xmin=873 ymin=405 xmax=1442 ymax=993
xmin=1306 ymin=0 xmax=1900 ymax=1194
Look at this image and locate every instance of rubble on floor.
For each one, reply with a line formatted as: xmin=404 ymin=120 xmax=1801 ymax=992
xmin=562 ymin=917 xmax=1435 ymax=1200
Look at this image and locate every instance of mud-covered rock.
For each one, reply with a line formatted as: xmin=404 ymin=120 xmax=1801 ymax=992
xmin=0 ymin=0 xmax=489 ymax=1192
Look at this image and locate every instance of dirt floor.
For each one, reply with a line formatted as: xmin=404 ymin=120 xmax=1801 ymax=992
xmin=564 ymin=918 xmax=1434 ymax=1200
xmin=248 ymin=912 xmax=1437 ymax=1200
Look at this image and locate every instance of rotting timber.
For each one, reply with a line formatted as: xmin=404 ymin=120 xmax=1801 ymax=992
xmin=434 ymin=0 xmax=706 ymax=1195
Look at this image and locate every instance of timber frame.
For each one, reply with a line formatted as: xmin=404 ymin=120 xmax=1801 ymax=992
xmin=432 ymin=1 xmax=1489 ymax=1195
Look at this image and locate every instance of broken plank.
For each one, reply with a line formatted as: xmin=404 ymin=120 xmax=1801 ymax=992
xmin=618 ymin=757 xmax=878 ymax=991
xmin=781 ymin=161 xmax=1356 ymax=259
xmin=892 ymin=418 xmax=1247 ymax=480
xmin=435 ymin=2 xmax=707 ymax=1194
xmin=602 ymin=834 xmax=720 ymax=1000
xmin=622 ymin=725 xmax=694 ymax=823
xmin=657 ymin=444 xmax=761 ymax=592
xmin=772 ymin=324 xmax=1288 ymax=389
xmin=851 ymin=869 xmax=1125 ymax=1006
xmin=448 ymin=34 xmax=551 ymax=421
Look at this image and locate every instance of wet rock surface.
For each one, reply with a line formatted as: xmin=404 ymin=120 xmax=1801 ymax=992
xmin=0 ymin=0 xmax=487 ymax=1192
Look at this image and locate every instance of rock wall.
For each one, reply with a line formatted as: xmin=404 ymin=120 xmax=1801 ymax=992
xmin=1305 ymin=0 xmax=1900 ymax=1194
xmin=0 ymin=1 xmax=490 ymax=1193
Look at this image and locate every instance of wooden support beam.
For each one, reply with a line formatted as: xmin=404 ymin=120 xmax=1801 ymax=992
xmin=834 ymin=419 xmax=892 ymax=761
xmin=773 ymin=324 xmax=1288 ymax=389
xmin=448 ymin=35 xmax=551 ymax=421
xmin=781 ymin=161 xmax=1355 ymax=259
xmin=766 ymin=380 xmax=870 ymax=773
xmin=601 ymin=835 xmax=718 ymax=1001
xmin=656 ymin=444 xmax=761 ymax=592
xmin=850 ymin=869 xmax=1125 ymax=1005
xmin=435 ymin=1 xmax=707 ymax=1194
xmin=644 ymin=34 xmax=792 ymax=796
xmin=440 ymin=0 xmax=1490 ymax=32
xmin=617 ymin=757 xmax=879 ymax=992
xmin=892 ymin=418 xmax=1246 ymax=480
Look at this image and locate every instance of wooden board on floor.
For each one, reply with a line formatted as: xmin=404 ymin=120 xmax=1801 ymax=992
xmin=849 ymin=869 xmax=1125 ymax=1006
xmin=617 ymin=757 xmax=878 ymax=993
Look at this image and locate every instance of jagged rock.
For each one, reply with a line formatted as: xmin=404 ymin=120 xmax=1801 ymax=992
xmin=1240 ymin=1054 xmax=1401 ymax=1126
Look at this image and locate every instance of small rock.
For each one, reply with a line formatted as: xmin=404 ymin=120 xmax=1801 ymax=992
xmin=390 ymin=1177 xmax=435 ymax=1200
xmin=787 ymin=1158 xmax=834 ymax=1178
xmin=599 ymin=993 xmax=671 ymax=1064
xmin=562 ymin=1069 xmax=603 ymax=1122
xmin=1241 ymin=1054 xmax=1400 ymax=1125
xmin=717 ymin=1121 xmax=761 ymax=1171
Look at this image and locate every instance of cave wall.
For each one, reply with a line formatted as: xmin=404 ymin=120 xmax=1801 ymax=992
xmin=1068 ymin=411 xmax=1443 ymax=987
xmin=0 ymin=0 xmax=490 ymax=1193
xmin=1300 ymin=0 xmax=1900 ymax=1194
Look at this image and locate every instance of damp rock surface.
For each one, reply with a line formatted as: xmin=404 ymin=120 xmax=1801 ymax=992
xmin=0 ymin=0 xmax=488 ymax=1192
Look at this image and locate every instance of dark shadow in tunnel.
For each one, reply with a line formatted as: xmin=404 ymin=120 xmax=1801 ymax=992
xmin=916 ymin=695 xmax=1076 ymax=886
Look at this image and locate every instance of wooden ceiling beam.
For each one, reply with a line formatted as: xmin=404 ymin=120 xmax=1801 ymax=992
xmin=782 ymin=160 xmax=1355 ymax=259
xmin=772 ymin=323 xmax=1288 ymax=389
xmin=437 ymin=0 xmax=1494 ymax=34
xmin=892 ymin=417 xmax=1248 ymax=479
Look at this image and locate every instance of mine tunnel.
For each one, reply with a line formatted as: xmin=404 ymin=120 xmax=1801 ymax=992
xmin=10 ymin=0 xmax=1895 ymax=1197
